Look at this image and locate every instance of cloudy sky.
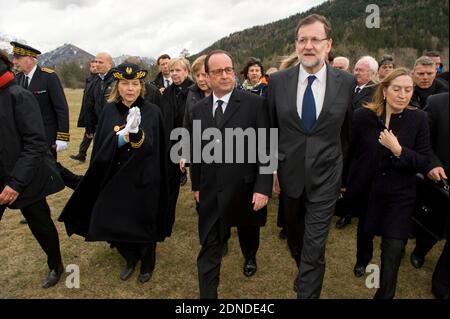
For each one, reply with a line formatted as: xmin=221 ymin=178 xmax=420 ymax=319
xmin=1 ymin=0 xmax=326 ymax=58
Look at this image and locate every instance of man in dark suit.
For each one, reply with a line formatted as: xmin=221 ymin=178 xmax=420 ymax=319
xmin=1 ymin=51 xmax=65 ymax=288
xmin=190 ymin=50 xmax=272 ymax=299
xmin=11 ymin=42 xmax=81 ymax=194
xmin=70 ymin=60 xmax=98 ymax=162
xmin=411 ymin=56 xmax=448 ymax=109
xmin=336 ymin=55 xmax=377 ymax=229
xmin=411 ymin=92 xmax=448 ymax=299
xmin=267 ymin=14 xmax=355 ymax=298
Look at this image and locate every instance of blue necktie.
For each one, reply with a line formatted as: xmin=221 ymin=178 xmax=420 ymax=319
xmin=302 ymin=75 xmax=316 ymax=132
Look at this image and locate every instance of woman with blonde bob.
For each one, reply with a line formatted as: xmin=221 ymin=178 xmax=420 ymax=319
xmin=345 ymin=68 xmax=433 ymax=298
xmin=60 ymin=63 xmax=170 ymax=284
xmin=160 ymin=57 xmax=194 ymax=231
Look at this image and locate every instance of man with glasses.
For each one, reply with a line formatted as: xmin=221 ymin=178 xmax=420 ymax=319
xmin=267 ymin=14 xmax=355 ymax=298
xmin=189 ymin=50 xmax=272 ymax=298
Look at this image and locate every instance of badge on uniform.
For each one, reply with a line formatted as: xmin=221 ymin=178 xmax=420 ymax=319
xmin=33 ymin=90 xmax=47 ymax=95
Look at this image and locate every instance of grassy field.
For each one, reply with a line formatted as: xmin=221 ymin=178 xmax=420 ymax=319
xmin=0 ymin=89 xmax=443 ymax=299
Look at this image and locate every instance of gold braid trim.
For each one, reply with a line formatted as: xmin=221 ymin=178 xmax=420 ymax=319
xmin=56 ymin=132 xmax=70 ymax=141
xmin=130 ymin=131 xmax=145 ymax=148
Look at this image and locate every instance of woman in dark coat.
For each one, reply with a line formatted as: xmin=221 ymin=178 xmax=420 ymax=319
xmin=0 ymin=51 xmax=65 ymax=288
xmin=59 ymin=63 xmax=169 ymax=284
xmin=160 ymin=57 xmax=194 ymax=231
xmin=346 ymin=68 xmax=433 ymax=298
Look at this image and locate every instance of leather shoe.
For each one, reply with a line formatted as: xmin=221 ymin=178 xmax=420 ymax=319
xmin=120 ymin=264 xmax=136 ymax=281
xmin=138 ymin=272 xmax=152 ymax=283
xmin=353 ymin=264 xmax=366 ymax=277
xmin=19 ymin=218 xmax=28 ymax=225
xmin=42 ymin=264 xmax=64 ymax=288
xmin=410 ymin=253 xmax=424 ymax=269
xmin=243 ymin=258 xmax=257 ymax=277
xmin=336 ymin=216 xmax=351 ymax=229
xmin=70 ymin=154 xmax=86 ymax=162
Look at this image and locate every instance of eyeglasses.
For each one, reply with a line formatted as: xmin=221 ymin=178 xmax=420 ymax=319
xmin=296 ymin=37 xmax=329 ymax=47
xmin=209 ymin=67 xmax=234 ymax=76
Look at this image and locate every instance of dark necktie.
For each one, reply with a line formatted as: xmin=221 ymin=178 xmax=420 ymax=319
xmin=165 ymin=79 xmax=171 ymax=88
xmin=302 ymin=75 xmax=316 ymax=132
xmin=214 ymin=100 xmax=224 ymax=126
xmin=355 ymin=87 xmax=361 ymax=94
xmin=23 ymin=76 xmax=29 ymax=89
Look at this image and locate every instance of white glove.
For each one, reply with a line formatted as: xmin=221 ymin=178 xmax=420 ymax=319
xmin=55 ymin=140 xmax=69 ymax=152
xmin=116 ymin=107 xmax=141 ymax=136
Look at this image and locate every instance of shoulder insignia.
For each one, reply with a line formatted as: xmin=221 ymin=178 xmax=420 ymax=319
xmin=41 ymin=67 xmax=55 ymax=73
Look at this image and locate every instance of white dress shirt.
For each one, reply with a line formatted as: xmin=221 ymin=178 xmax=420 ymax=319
xmin=212 ymin=91 xmax=233 ymax=116
xmin=24 ymin=64 xmax=37 ymax=87
xmin=296 ymin=63 xmax=327 ymax=120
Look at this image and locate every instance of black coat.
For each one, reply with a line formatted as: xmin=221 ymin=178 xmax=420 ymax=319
xmin=77 ymin=74 xmax=97 ymax=128
xmin=351 ymin=82 xmax=375 ymax=110
xmin=424 ymin=92 xmax=449 ymax=173
xmin=346 ymin=107 xmax=432 ymax=239
xmin=411 ymin=79 xmax=448 ymax=109
xmin=86 ymin=71 xmax=115 ymax=134
xmin=190 ymin=89 xmax=273 ymax=245
xmin=0 ymin=81 xmax=64 ymax=211
xmin=160 ymin=78 xmax=195 ymax=150
xmin=144 ymin=81 xmax=161 ymax=107
xmin=16 ymin=66 xmax=70 ymax=147
xmin=59 ymin=97 xmax=171 ymax=243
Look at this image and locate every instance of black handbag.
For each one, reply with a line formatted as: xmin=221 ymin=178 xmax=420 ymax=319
xmin=412 ymin=173 xmax=449 ymax=240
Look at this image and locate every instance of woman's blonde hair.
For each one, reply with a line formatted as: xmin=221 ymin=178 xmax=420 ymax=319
xmin=168 ymin=57 xmax=192 ymax=81
xmin=191 ymin=55 xmax=207 ymax=75
xmin=107 ymin=79 xmax=146 ymax=104
xmin=365 ymin=67 xmax=413 ymax=117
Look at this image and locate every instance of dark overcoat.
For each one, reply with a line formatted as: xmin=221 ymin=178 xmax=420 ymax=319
xmin=0 ymin=81 xmax=64 ymax=213
xmin=346 ymin=107 xmax=432 ymax=239
xmin=190 ymin=89 xmax=273 ymax=244
xmin=59 ymin=97 xmax=170 ymax=243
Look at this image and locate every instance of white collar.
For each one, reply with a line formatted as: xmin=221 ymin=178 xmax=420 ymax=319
xmin=299 ymin=62 xmax=327 ymax=85
xmin=213 ymin=90 xmax=233 ymax=105
xmin=25 ymin=64 xmax=38 ymax=80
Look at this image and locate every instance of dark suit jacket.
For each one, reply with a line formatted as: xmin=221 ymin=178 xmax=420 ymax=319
xmin=352 ymin=82 xmax=376 ymax=110
xmin=267 ymin=64 xmax=356 ymax=200
xmin=190 ymin=89 xmax=273 ymax=245
xmin=16 ymin=66 xmax=69 ymax=147
xmin=424 ymin=92 xmax=449 ymax=174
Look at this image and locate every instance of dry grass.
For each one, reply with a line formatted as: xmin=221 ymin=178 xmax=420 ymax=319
xmin=0 ymin=89 xmax=443 ymax=299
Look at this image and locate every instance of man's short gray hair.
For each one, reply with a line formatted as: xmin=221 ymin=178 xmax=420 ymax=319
xmin=414 ymin=56 xmax=436 ymax=69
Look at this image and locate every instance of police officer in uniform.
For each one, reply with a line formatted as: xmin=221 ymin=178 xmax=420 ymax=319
xmin=10 ymin=42 xmax=81 ymax=196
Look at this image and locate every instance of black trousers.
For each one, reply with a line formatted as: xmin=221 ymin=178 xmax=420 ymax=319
xmin=197 ymin=221 xmax=227 ymax=299
xmin=237 ymin=225 xmax=260 ymax=260
xmin=432 ymin=239 xmax=449 ymax=299
xmin=374 ymin=237 xmax=405 ymax=299
xmin=282 ymin=193 xmax=336 ymax=299
xmin=355 ymin=209 xmax=374 ymax=267
xmin=114 ymin=242 xmax=157 ymax=274
xmin=276 ymin=194 xmax=286 ymax=229
xmin=77 ymin=131 xmax=93 ymax=157
xmin=20 ymin=198 xmax=62 ymax=270
xmin=167 ymin=162 xmax=180 ymax=231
